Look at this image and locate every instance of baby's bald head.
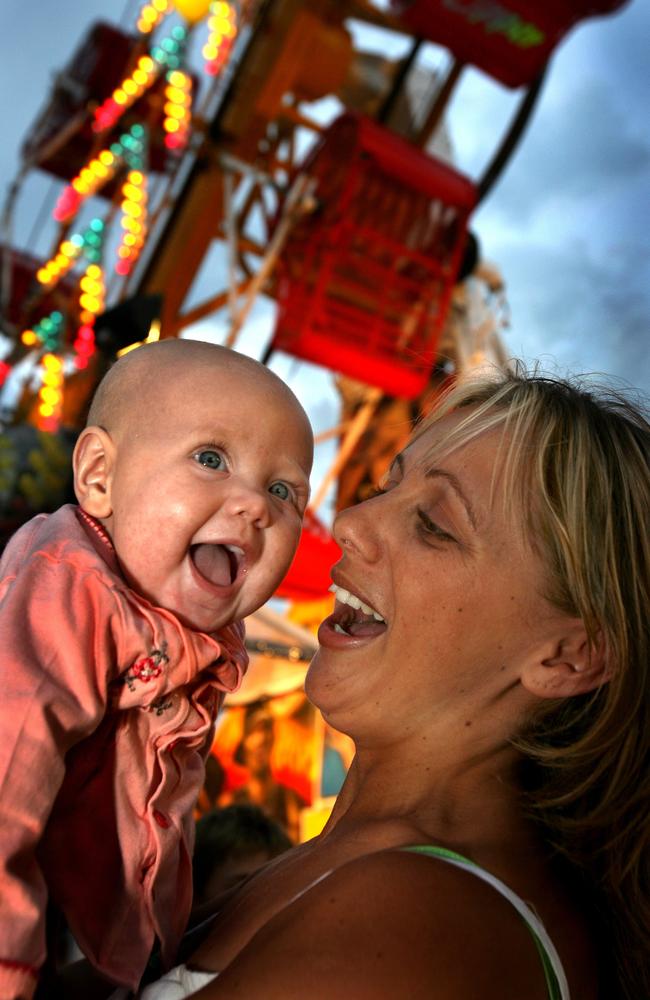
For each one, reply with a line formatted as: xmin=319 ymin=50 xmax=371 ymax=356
xmin=86 ymin=339 xmax=309 ymax=444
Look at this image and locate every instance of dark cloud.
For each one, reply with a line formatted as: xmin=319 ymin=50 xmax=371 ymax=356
xmin=494 ymin=238 xmax=650 ymax=389
xmin=484 ymin=79 xmax=650 ymax=223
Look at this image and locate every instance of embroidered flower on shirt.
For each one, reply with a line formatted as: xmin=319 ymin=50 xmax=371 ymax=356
xmin=122 ymin=642 xmax=170 ymax=691
xmin=146 ymin=696 xmax=174 ymax=716
xmin=132 ymin=657 xmax=162 ymax=682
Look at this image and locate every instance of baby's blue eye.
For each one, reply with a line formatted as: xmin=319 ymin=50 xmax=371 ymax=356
xmin=196 ymin=449 xmax=225 ymax=470
xmin=269 ymin=482 xmax=291 ymax=501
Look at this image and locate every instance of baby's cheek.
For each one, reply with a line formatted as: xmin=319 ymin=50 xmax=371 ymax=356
xmin=273 ymin=526 xmax=302 ymax=576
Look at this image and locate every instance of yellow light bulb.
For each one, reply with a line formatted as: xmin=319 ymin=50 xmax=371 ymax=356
xmin=139 ymin=55 xmax=154 ymax=72
xmin=121 ymin=217 xmax=141 ymax=234
xmin=164 ymin=117 xmax=180 ymax=132
xmin=124 ymin=202 xmax=142 ymax=219
xmin=163 ymin=103 xmax=184 ymax=120
xmin=114 ymin=90 xmax=127 ymax=106
xmin=40 ymin=387 xmax=60 ymax=405
xmin=165 ymin=86 xmax=186 ymax=104
xmin=80 ymin=294 xmax=100 ymax=313
xmin=122 ymin=183 xmax=143 ymax=202
xmin=22 ymin=330 xmax=37 ymax=345
xmin=39 ymin=403 xmax=55 ymax=417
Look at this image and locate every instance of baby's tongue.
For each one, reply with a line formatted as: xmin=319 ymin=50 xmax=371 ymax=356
xmin=191 ymin=543 xmax=231 ymax=586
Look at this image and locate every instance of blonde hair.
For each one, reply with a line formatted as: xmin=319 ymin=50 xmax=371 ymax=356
xmin=416 ymin=367 xmax=650 ymax=998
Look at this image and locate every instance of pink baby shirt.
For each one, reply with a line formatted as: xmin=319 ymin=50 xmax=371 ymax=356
xmin=0 ymin=505 xmax=248 ymax=999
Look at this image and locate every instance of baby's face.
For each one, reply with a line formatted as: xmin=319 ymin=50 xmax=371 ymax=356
xmin=101 ymin=365 xmax=312 ymax=632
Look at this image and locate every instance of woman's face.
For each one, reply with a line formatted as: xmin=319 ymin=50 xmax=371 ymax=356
xmin=306 ymin=414 xmax=568 ymax=743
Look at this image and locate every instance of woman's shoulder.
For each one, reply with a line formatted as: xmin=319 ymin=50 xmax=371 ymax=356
xmin=208 ymin=847 xmax=551 ymax=1000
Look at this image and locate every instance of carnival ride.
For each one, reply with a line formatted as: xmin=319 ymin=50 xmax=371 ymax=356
xmin=0 ymin=0 xmax=628 ymax=837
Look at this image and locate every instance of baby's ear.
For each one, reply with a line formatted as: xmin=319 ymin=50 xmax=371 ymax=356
xmin=521 ymin=620 xmax=611 ymax=699
xmin=72 ymin=426 xmax=116 ymax=519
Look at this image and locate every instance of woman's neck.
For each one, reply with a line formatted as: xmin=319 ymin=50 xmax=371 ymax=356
xmin=320 ymin=739 xmax=543 ymax=868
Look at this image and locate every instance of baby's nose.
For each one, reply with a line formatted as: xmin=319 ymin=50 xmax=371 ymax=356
xmin=226 ymin=483 xmax=271 ymax=527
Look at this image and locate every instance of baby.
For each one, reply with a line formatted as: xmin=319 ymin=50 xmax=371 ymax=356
xmin=0 ymin=339 xmax=313 ymax=999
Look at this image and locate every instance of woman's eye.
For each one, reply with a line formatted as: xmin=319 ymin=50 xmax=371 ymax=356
xmin=417 ymin=507 xmax=455 ymax=543
xmin=269 ymin=481 xmax=291 ymax=501
xmin=195 ymin=449 xmax=225 ymax=470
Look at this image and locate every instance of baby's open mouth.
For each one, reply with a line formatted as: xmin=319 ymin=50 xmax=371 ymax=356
xmin=190 ymin=543 xmax=244 ymax=587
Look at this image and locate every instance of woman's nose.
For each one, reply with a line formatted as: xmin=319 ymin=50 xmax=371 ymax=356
xmin=333 ymin=501 xmax=383 ymax=563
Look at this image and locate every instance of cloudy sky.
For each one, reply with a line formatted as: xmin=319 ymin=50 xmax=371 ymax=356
xmin=453 ymin=0 xmax=650 ymax=391
xmin=0 ymin=0 xmax=648 ymax=413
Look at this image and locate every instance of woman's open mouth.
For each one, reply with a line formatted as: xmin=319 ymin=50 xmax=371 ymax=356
xmin=189 ymin=542 xmax=245 ymax=590
xmin=318 ymin=583 xmax=387 ymax=645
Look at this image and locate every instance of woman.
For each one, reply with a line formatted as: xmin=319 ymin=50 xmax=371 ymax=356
xmin=144 ymin=369 xmax=650 ymax=999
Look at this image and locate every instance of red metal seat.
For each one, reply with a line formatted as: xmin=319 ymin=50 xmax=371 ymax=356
xmin=270 ymin=113 xmax=476 ymax=399
xmin=0 ymin=247 xmax=75 ymax=330
xmin=390 ymin=0 xmax=629 ymax=88
xmin=21 ymin=22 xmax=192 ymax=181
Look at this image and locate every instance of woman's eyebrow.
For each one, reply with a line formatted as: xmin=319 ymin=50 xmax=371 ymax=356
xmin=425 ymin=467 xmax=477 ymax=531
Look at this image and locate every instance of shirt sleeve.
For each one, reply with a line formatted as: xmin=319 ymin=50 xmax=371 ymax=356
xmin=0 ymin=552 xmax=120 ymax=997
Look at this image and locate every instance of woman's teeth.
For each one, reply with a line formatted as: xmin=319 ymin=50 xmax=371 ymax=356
xmin=329 ymin=584 xmax=385 ymax=622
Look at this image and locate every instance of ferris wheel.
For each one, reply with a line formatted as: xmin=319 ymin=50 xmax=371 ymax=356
xmin=0 ymin=0 xmax=627 ymax=536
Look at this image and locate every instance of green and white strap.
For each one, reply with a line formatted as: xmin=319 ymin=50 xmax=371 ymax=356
xmin=402 ymin=845 xmax=569 ymax=1000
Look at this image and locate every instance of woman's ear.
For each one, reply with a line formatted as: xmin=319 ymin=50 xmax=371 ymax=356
xmin=521 ymin=620 xmax=611 ymax=699
xmin=73 ymin=426 xmax=115 ymax=519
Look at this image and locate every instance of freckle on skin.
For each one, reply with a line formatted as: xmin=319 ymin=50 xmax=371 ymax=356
xmin=465 ymin=720 xmax=472 ymax=727
xmin=457 ymin=607 xmax=463 ymax=613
